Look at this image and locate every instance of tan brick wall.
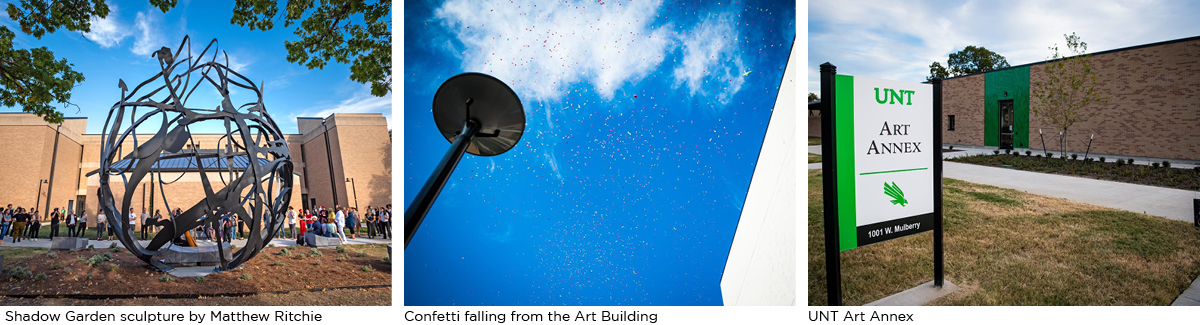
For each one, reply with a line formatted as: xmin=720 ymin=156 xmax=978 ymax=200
xmin=0 ymin=124 xmax=85 ymax=213
xmin=1028 ymin=40 xmax=1200 ymax=160
xmin=942 ymin=74 xmax=986 ymax=146
xmin=945 ymin=38 xmax=1200 ymax=160
xmin=3 ymin=112 xmax=388 ymax=223
xmin=334 ymin=124 xmax=392 ymax=209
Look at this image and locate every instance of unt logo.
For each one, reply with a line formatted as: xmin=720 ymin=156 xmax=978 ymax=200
xmin=874 ymin=88 xmax=915 ymax=105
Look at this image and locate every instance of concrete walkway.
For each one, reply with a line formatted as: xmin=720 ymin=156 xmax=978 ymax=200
xmin=812 ymin=143 xmax=1200 ymax=305
xmin=0 ymin=234 xmax=392 ymax=249
xmin=945 ymin=162 xmax=1199 ymax=222
xmin=809 ymin=144 xmax=1200 ymax=221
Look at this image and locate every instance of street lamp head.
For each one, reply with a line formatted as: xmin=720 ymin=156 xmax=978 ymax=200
xmin=432 ymin=72 xmax=526 ymax=156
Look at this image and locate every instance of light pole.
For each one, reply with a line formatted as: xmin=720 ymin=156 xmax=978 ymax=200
xmin=34 ymin=179 xmax=47 ymax=211
xmin=346 ymin=178 xmax=359 ymax=209
xmin=405 ymin=73 xmax=526 ymax=248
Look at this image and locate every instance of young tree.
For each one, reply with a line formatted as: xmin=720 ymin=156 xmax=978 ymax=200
xmin=926 ymin=45 xmax=1011 ymax=81
xmin=1031 ymin=32 xmax=1111 ymax=158
xmin=807 ymin=92 xmax=818 ymax=103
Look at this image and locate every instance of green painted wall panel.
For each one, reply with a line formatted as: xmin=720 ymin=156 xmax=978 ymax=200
xmin=983 ymin=66 xmax=1030 ymax=148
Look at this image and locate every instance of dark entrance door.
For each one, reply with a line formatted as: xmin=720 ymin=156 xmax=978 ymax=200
xmin=999 ymin=100 xmax=1014 ymax=150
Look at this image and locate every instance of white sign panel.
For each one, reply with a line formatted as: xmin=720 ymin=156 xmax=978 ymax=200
xmin=835 ymin=75 xmax=934 ymax=250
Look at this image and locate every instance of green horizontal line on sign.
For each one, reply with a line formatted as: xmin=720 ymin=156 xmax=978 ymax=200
xmin=859 ymin=167 xmax=928 ymax=175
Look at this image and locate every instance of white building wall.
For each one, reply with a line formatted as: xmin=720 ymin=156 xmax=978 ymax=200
xmin=720 ymin=41 xmax=797 ymax=306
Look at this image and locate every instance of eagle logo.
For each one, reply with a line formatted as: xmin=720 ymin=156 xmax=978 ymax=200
xmin=884 ymin=182 xmax=908 ymax=207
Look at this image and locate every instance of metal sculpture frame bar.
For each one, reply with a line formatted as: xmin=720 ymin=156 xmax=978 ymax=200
xmin=94 ymin=36 xmax=293 ymax=271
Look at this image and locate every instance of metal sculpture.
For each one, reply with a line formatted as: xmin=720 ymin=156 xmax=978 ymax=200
xmin=93 ymin=36 xmax=293 ymax=271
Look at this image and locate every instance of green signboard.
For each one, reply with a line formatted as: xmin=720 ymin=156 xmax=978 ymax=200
xmin=819 ymin=62 xmax=945 ymax=306
xmin=834 ymin=74 xmax=936 ymax=251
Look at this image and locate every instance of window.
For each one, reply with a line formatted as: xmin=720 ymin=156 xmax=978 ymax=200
xmin=948 ymin=115 xmax=956 ymax=131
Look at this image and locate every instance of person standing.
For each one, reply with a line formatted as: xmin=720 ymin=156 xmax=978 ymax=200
xmin=95 ymin=209 xmax=106 ymax=241
xmin=345 ymin=207 xmax=357 ymax=240
xmin=286 ymin=207 xmax=297 ymax=239
xmin=0 ymin=205 xmax=12 ymax=241
xmin=127 ymin=208 xmax=137 ymax=241
xmin=139 ymin=208 xmax=150 ymax=240
xmin=66 ymin=209 xmax=77 ymax=237
xmin=153 ymin=209 xmax=163 ymax=234
xmin=378 ymin=205 xmax=390 ymax=239
xmin=365 ymin=206 xmax=377 ymax=239
xmin=28 ymin=209 xmax=42 ymax=241
xmin=333 ymin=206 xmax=347 ymax=244
xmin=11 ymin=207 xmax=29 ymax=243
xmin=49 ymin=208 xmax=61 ymax=238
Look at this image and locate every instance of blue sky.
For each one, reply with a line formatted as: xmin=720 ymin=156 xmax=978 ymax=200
xmin=404 ymin=0 xmax=794 ymax=306
xmin=809 ymin=0 xmax=1200 ymax=94
xmin=0 ymin=0 xmax=391 ymax=134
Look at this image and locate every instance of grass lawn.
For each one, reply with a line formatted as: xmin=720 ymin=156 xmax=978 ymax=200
xmin=809 ymin=136 xmax=821 ymax=146
xmin=809 ymin=153 xmax=821 ymax=164
xmin=950 ymin=152 xmax=1200 ymax=191
xmin=0 ymin=246 xmax=49 ymax=264
xmin=808 ymin=170 xmax=1200 ymax=306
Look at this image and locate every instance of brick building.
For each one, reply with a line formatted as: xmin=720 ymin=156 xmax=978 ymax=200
xmin=0 ymin=112 xmax=391 ymax=228
xmin=811 ymin=36 xmax=1200 ymax=161
xmin=941 ymin=36 xmax=1200 ymax=160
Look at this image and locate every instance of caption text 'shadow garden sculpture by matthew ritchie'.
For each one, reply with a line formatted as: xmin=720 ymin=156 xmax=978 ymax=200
xmin=91 ymin=36 xmax=293 ymax=271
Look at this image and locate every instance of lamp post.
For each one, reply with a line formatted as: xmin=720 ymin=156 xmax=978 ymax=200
xmin=405 ymin=73 xmax=526 ymax=248
xmin=346 ymin=178 xmax=359 ymax=209
xmin=35 ymin=179 xmax=47 ymax=210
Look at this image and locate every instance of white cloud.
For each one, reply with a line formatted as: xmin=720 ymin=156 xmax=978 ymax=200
xmin=84 ymin=3 xmax=131 ymax=48
xmin=808 ymin=0 xmax=1200 ymax=94
xmin=289 ymin=86 xmax=393 ymax=130
xmin=131 ymin=11 xmax=165 ymax=56
xmin=434 ymin=0 xmax=674 ymax=101
xmin=673 ymin=11 xmax=747 ymax=105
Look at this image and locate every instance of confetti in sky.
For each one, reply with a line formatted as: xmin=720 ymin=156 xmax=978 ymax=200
xmin=404 ymin=0 xmax=794 ymax=306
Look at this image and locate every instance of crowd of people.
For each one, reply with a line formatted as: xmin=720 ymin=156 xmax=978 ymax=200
xmin=0 ymin=203 xmax=392 ymax=245
xmin=286 ymin=204 xmax=392 ymax=246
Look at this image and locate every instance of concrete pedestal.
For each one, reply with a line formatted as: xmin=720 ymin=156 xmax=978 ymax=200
xmin=50 ymin=237 xmax=89 ymax=251
xmin=161 ymin=243 xmax=234 ymax=266
xmin=304 ymin=233 xmax=340 ymax=247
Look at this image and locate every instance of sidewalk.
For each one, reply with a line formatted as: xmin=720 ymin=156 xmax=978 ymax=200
xmin=808 ymin=145 xmax=1200 ymax=222
xmin=0 ymin=234 xmax=393 ymax=249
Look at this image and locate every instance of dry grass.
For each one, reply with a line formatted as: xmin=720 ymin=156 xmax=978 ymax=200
xmin=809 ymin=137 xmax=822 ymax=146
xmin=809 ymin=153 xmax=821 ymax=164
xmin=808 ymin=170 xmax=1200 ymax=306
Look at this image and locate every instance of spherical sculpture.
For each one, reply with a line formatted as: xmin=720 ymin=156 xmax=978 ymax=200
xmin=95 ymin=36 xmax=293 ymax=271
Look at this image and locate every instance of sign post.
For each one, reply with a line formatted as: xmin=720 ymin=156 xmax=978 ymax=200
xmin=820 ymin=62 xmax=944 ymax=305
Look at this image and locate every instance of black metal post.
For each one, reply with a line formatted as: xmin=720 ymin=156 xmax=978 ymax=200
xmin=1084 ymin=134 xmax=1094 ymax=161
xmin=933 ymin=78 xmax=945 ymax=288
xmin=346 ymin=178 xmax=359 ymax=209
xmin=819 ymin=62 xmax=841 ymax=306
xmin=35 ymin=179 xmax=47 ymax=211
xmin=405 ymin=119 xmax=481 ymax=248
xmin=1039 ymin=129 xmax=1048 ymax=157
xmin=1192 ymin=199 xmax=1199 ymax=228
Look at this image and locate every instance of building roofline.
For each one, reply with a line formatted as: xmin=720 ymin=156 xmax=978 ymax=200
xmin=943 ymin=34 xmax=1200 ymax=81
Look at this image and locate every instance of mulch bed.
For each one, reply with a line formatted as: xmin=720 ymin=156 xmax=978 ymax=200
xmin=949 ymin=153 xmax=1200 ymax=191
xmin=0 ymin=287 xmax=391 ymax=306
xmin=0 ymin=245 xmax=391 ymax=301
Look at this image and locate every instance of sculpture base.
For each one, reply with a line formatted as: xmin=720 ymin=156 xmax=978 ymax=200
xmin=50 ymin=237 xmax=89 ymax=251
xmin=304 ymin=233 xmax=340 ymax=247
xmin=161 ymin=243 xmax=234 ymax=267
